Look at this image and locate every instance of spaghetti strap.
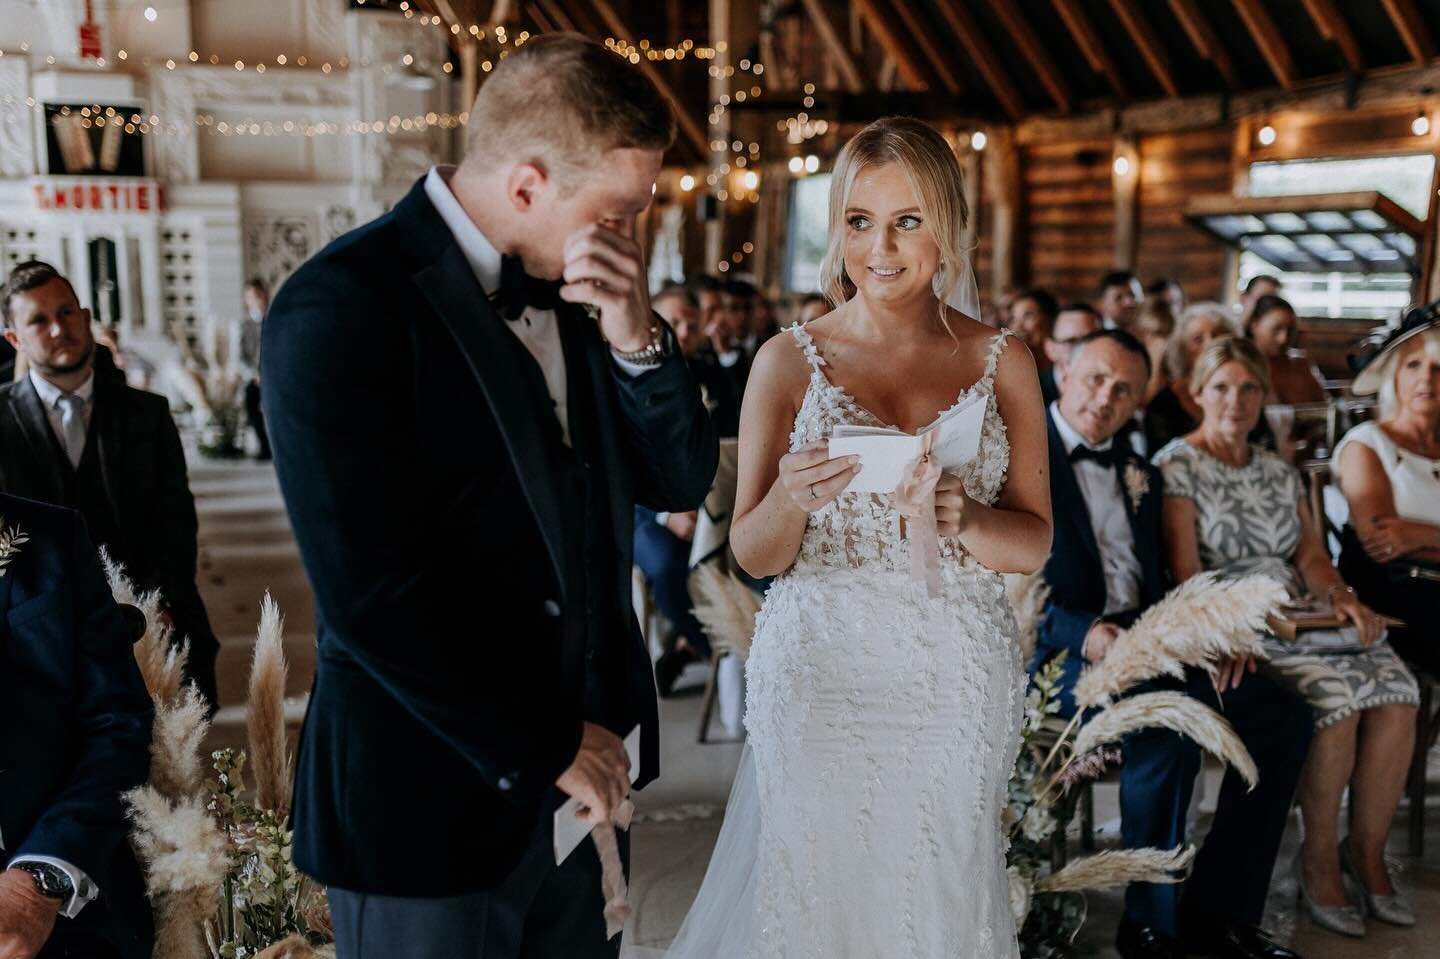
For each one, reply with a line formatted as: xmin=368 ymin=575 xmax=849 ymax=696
xmin=787 ymin=322 xmax=826 ymax=371
xmin=978 ymin=329 xmax=1012 ymax=392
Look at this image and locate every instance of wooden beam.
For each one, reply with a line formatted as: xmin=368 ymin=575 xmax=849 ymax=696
xmin=524 ymin=2 xmax=556 ymax=32
xmin=891 ymin=1 xmax=963 ymax=96
xmin=1051 ymin=0 xmax=1128 ymax=98
xmin=533 ymin=0 xmax=576 ymax=32
xmin=877 ymin=56 xmax=899 ymax=93
xmin=1109 ymin=0 xmax=1180 ymax=98
xmin=986 ymin=0 xmax=1071 ymax=112
xmin=853 ymin=0 xmax=932 ymax=91
xmin=582 ymin=0 xmax=708 ymax=157
xmin=983 ymin=126 xmax=1022 ymax=299
xmin=1299 ymin=0 xmax=1365 ymax=74
xmin=932 ymin=0 xmax=1026 ymax=119
xmin=1167 ymin=0 xmax=1237 ymax=88
xmin=1380 ymin=0 xmax=1436 ymax=65
xmin=799 ymin=0 xmax=867 ymax=94
xmin=489 ymin=0 xmax=515 ymax=24
xmin=1112 ymin=136 xmax=1139 ymax=270
xmin=1230 ymin=0 xmax=1299 ymax=89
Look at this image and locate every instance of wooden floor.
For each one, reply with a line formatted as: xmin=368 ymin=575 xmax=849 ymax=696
xmin=195 ymin=458 xmax=1440 ymax=958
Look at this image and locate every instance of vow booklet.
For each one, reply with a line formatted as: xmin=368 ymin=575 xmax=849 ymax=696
xmin=553 ymin=725 xmax=642 ymax=864
xmin=828 ymin=394 xmax=989 ymax=494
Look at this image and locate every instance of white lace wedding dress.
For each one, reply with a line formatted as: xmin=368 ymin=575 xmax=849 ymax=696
xmin=666 ymin=325 xmax=1025 ymax=958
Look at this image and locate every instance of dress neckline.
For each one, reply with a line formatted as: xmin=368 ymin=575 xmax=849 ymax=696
xmin=790 ymin=323 xmax=1008 ymax=436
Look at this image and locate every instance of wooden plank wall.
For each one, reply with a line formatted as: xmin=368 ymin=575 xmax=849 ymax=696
xmin=1136 ymin=127 xmax=1234 ymax=304
xmin=1020 ymin=137 xmax=1114 ymax=303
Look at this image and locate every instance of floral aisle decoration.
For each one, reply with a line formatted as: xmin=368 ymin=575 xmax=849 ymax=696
xmin=109 ymin=557 xmax=333 ymax=959
xmin=1003 ymin=572 xmax=1286 ymax=957
xmin=176 ymin=320 xmax=247 ymax=459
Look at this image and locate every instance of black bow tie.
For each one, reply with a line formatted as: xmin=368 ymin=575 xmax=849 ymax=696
xmin=1069 ymin=443 xmax=1121 ymax=468
xmin=491 ymin=254 xmax=562 ymax=321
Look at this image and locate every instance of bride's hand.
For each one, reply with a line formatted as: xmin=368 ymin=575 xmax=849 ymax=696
xmin=934 ymin=473 xmax=970 ymax=537
xmin=778 ymin=441 xmax=860 ymax=513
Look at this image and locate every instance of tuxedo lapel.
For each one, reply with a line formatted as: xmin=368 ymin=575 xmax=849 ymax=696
xmin=10 ymin=379 xmax=64 ymax=500
xmin=1046 ymin=412 xmax=1101 ymax=563
xmin=415 ymin=243 xmax=570 ymax=595
xmin=1117 ymin=456 xmax=1167 ymax=603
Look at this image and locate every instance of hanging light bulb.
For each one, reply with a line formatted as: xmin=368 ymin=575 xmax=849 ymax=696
xmin=1413 ymin=111 xmax=1431 ymax=137
xmin=1257 ymin=121 xmax=1277 ymax=146
xmin=788 ymin=156 xmax=804 ymax=174
xmin=1112 ymin=155 xmax=1130 ymax=177
xmin=970 ymin=130 xmax=988 ymax=151
xmin=742 ymin=170 xmax=760 ymax=191
xmin=679 ymin=174 xmax=695 ymax=192
xmin=804 ymin=154 xmax=820 ymax=174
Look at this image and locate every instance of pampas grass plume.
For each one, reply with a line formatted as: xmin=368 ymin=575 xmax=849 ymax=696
xmin=149 ymin=685 xmax=213 ymax=800
xmin=1036 ymin=845 xmax=1196 ymax=892
xmin=248 ymin=592 xmax=293 ymax=814
xmin=689 ymin=563 xmax=761 ymax=658
xmin=1075 ymin=573 xmax=1284 ymax=709
xmin=105 ymin=548 xmax=190 ymax=704
xmin=1071 ymin=692 xmax=1258 ymax=790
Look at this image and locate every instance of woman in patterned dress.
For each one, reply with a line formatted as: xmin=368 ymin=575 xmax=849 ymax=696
xmin=1155 ymin=337 xmax=1418 ymax=940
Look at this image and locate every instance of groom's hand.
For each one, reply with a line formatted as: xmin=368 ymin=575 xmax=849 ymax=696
xmin=556 ymin=721 xmax=631 ymax=823
xmin=559 ymin=224 xmax=653 ymax=353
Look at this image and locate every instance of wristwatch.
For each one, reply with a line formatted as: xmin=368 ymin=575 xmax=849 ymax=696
xmin=12 ymin=862 xmax=73 ymax=901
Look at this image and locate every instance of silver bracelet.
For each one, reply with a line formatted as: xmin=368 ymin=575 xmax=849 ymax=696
xmin=610 ymin=323 xmax=667 ymax=366
xmin=1325 ymin=583 xmax=1356 ymax=603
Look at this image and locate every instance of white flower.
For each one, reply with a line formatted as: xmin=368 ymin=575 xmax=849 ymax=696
xmin=1123 ymin=461 xmax=1150 ymax=512
xmin=0 ymin=522 xmax=28 ymax=577
xmin=1021 ymin=803 xmax=1057 ymax=844
xmin=1007 ymin=865 xmax=1033 ymax=925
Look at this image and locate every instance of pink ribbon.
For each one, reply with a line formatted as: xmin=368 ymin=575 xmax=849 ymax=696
xmin=592 ymin=798 xmax=635 ymax=939
xmin=894 ymin=431 xmax=943 ymax=599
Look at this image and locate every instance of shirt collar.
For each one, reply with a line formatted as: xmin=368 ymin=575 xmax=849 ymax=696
xmin=1050 ymin=401 xmax=1114 ymax=456
xmin=424 ymin=165 xmax=502 ymax=296
xmin=30 ymin=368 xmax=95 ymax=408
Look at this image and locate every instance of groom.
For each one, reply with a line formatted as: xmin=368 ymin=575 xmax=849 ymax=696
xmin=1032 ymin=329 xmax=1311 ymax=959
xmin=263 ymin=34 xmax=718 ymax=959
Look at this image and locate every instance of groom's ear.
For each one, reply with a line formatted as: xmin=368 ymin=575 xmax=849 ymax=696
xmin=505 ymin=162 xmax=549 ymax=213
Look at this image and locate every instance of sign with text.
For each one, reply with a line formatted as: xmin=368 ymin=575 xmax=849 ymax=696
xmin=31 ymin=178 xmax=166 ymax=215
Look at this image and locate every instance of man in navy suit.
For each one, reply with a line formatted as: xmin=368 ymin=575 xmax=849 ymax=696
xmin=1033 ymin=329 xmax=1311 ymax=959
xmin=0 ymin=494 xmax=154 ymax=959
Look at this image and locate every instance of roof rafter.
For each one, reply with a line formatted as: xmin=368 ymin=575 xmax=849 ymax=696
xmin=891 ymin=1 xmax=963 ymax=96
xmin=986 ymin=0 xmax=1071 ymax=112
xmin=1109 ymin=0 xmax=1180 ymax=98
xmin=1230 ymin=0 xmax=1299 ymax=89
xmin=1380 ymin=0 xmax=1437 ymax=65
xmin=799 ymin=0 xmax=867 ymax=94
xmin=1167 ymin=0 xmax=1237 ymax=88
xmin=931 ymin=0 xmax=1026 ymax=119
xmin=1299 ymin=0 xmax=1366 ymax=73
xmin=1051 ymin=0 xmax=1128 ymax=98
xmin=853 ymin=0 xmax=934 ymax=92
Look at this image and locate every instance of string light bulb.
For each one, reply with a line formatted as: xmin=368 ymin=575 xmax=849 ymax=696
xmin=144 ymin=6 xmax=158 ymax=22
xmin=788 ymin=156 xmax=804 ymax=174
xmin=804 ymin=154 xmax=820 ymax=174
xmin=679 ymin=174 xmax=695 ymax=192
xmin=970 ymin=130 xmax=987 ymax=151
xmin=1413 ymin=110 xmax=1430 ymax=137
xmin=1257 ymin=121 xmax=1277 ymax=146
xmin=1112 ymin=155 xmax=1130 ymax=177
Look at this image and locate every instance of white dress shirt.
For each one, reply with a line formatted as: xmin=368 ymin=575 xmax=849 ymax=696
xmin=29 ymin=369 xmax=95 ymax=461
xmin=1051 ymin=403 xmax=1143 ymax=614
xmin=424 ymin=166 xmax=651 ymax=447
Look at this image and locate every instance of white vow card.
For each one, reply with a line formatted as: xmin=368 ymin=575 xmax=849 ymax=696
xmin=552 ymin=725 xmax=642 ymax=865
xmin=828 ymin=394 xmax=988 ymax=494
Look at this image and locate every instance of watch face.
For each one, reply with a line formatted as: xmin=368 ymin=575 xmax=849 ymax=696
xmin=21 ymin=863 xmax=72 ymax=898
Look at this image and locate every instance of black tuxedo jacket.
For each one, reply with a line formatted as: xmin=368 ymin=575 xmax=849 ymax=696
xmin=1033 ymin=409 xmax=1168 ymax=705
xmin=263 ymin=176 xmax=718 ymax=896
xmin=0 ymin=495 xmax=154 ymax=959
xmin=0 ymin=376 xmax=217 ymax=669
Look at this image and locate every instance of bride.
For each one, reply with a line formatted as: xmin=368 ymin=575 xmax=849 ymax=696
xmin=665 ymin=116 xmax=1052 ymax=957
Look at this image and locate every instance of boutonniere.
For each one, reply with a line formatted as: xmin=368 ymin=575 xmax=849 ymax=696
xmin=0 ymin=521 xmax=29 ymax=577
xmin=1122 ymin=461 xmax=1150 ymax=512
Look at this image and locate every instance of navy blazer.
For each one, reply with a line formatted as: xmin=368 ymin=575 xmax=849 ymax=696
xmin=1033 ymin=409 xmax=1168 ymax=710
xmin=0 ymin=495 xmax=153 ymax=959
xmin=263 ymin=176 xmax=718 ymax=896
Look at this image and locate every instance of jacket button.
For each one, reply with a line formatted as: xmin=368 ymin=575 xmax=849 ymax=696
xmin=498 ymin=774 xmax=515 ymax=792
xmin=543 ymin=600 xmax=561 ymax=618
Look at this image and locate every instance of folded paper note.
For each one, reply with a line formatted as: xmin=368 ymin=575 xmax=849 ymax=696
xmin=828 ymin=394 xmax=988 ymax=494
xmin=553 ymin=726 xmax=642 ymax=865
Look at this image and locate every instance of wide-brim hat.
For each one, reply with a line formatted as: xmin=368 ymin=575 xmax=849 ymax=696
xmin=1350 ymin=300 xmax=1440 ymax=395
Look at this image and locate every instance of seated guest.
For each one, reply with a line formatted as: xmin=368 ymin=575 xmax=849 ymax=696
xmin=653 ymin=283 xmax=705 ymax=359
xmin=634 ymin=503 xmax=709 ymax=696
xmin=797 ymin=292 xmax=830 ymax=325
xmin=1245 ymin=294 xmax=1327 ymax=406
xmin=1034 ymin=330 xmax=1312 ymax=959
xmin=0 ymin=261 xmax=221 ymax=709
xmin=1040 ymin=302 xmax=1101 ymax=406
xmin=1145 ymin=302 xmax=1232 ymax=454
xmin=1157 ymin=337 xmax=1418 ymax=940
xmin=691 ymin=275 xmax=748 ymax=437
xmin=0 ymin=494 xmax=155 ymax=959
xmin=1238 ymin=273 xmax=1281 ymax=330
xmin=1098 ymin=270 xmax=1143 ymax=331
xmin=1148 ymin=275 xmax=1186 ymax=318
xmin=1332 ymin=308 xmax=1440 ymax=927
xmin=1134 ymin=297 xmax=1175 ymax=406
xmin=739 ymin=282 xmax=778 ymax=358
xmin=1005 ymin=286 xmax=1057 ymax=389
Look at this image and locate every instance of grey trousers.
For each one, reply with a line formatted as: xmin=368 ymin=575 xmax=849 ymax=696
xmin=329 ymin=806 xmax=628 ymax=959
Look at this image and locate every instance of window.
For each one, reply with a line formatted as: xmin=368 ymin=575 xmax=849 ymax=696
xmin=785 ymin=173 xmax=831 ymax=292
xmin=1241 ymin=155 xmax=1434 ymax=319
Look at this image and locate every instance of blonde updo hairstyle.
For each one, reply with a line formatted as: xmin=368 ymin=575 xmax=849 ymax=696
xmin=1189 ymin=336 xmax=1272 ymax=397
xmin=817 ymin=116 xmax=971 ymax=338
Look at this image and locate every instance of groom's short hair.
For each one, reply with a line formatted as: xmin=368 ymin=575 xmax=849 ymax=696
xmin=462 ymin=33 xmax=675 ymax=189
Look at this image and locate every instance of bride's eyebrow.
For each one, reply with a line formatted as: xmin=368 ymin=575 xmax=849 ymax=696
xmin=845 ymin=206 xmax=922 ymax=216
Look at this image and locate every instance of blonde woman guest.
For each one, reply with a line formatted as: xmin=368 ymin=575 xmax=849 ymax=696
xmin=666 ymin=116 xmax=1052 ymax=958
xmin=1156 ymin=338 xmax=1418 ymax=940
xmin=1331 ymin=309 xmax=1440 ymax=928
xmin=1143 ymin=302 xmax=1231 ymax=453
